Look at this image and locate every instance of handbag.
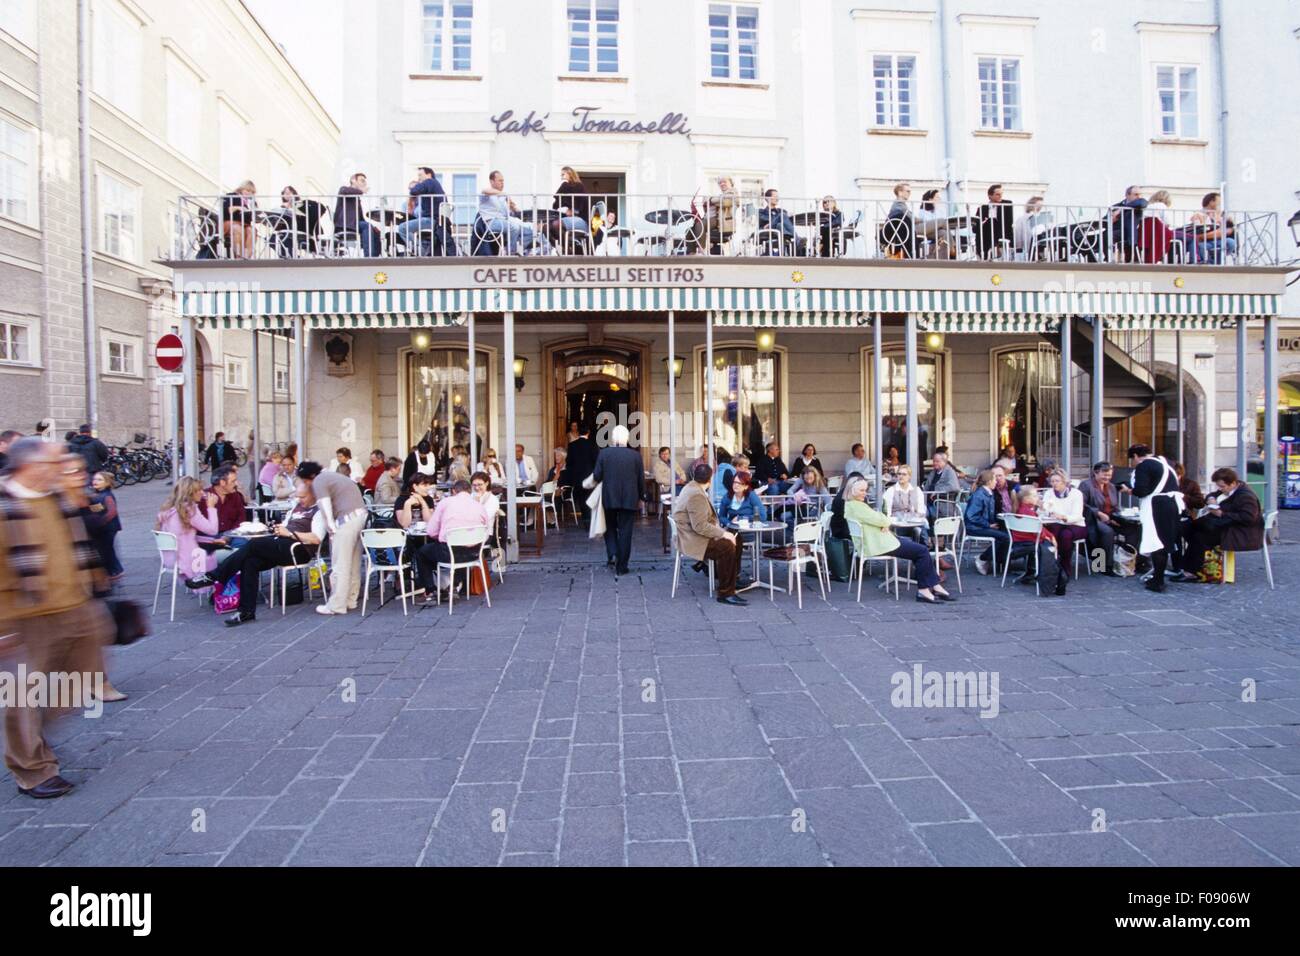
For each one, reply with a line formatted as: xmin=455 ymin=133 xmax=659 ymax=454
xmin=1197 ymin=547 xmax=1235 ymax=584
xmin=586 ymin=483 xmax=606 ymax=538
xmin=105 ymin=599 xmax=150 ymax=646
xmin=1113 ymin=544 xmax=1137 ymax=577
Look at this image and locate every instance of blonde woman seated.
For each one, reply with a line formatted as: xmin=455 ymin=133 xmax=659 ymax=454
xmin=842 ymin=475 xmax=954 ymax=604
xmin=477 ymin=448 xmax=506 ymax=484
xmin=881 ymin=463 xmax=929 ymax=546
xmin=788 ymin=465 xmax=832 ymax=511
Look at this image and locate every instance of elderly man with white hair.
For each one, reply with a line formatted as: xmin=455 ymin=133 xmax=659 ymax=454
xmin=589 ymin=424 xmax=644 ymax=576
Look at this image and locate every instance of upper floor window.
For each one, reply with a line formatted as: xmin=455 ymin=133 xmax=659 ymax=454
xmin=709 ymin=3 xmax=759 ymax=82
xmin=449 ymin=172 xmax=478 ymax=227
xmin=977 ymin=55 xmax=1021 ymax=130
xmin=1156 ymin=64 xmax=1199 ymax=138
xmin=165 ymin=52 xmax=202 ymax=162
xmin=421 ymin=0 xmax=474 ymax=72
xmin=97 ymin=170 xmax=140 ymax=262
xmin=103 ymin=332 xmax=141 ymax=377
xmin=92 ymin=0 xmax=142 ymax=118
xmin=567 ymin=0 xmax=620 ymax=74
xmin=872 ymin=54 xmax=917 ymax=128
xmin=0 ymin=119 xmax=34 ymax=225
xmin=0 ymin=320 xmax=33 ymax=365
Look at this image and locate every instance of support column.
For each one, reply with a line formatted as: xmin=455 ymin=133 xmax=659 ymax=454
xmin=668 ymin=310 xmax=677 ymax=496
xmin=467 ymin=312 xmax=477 ymax=463
xmin=706 ymin=313 xmax=714 ymax=467
xmin=873 ymin=312 xmax=883 ymax=504
xmin=1237 ymin=318 xmax=1248 ymax=478
xmin=1175 ymin=330 xmax=1185 ymax=467
xmin=904 ymin=314 xmax=919 ymax=468
xmin=250 ymin=329 xmax=261 ymax=490
xmin=1265 ymin=313 xmax=1279 ymax=515
xmin=504 ymin=310 xmax=518 ymax=562
xmin=1091 ymin=316 xmax=1105 ymax=466
xmin=181 ymin=315 xmax=199 ymax=477
xmin=1060 ymin=314 xmax=1072 ymax=474
xmin=294 ymin=317 xmax=307 ymax=462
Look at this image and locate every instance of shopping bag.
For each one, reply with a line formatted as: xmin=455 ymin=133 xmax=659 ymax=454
xmin=1197 ymin=547 xmax=1226 ymax=584
xmin=213 ymin=573 xmax=241 ymax=614
xmin=468 ymin=556 xmax=493 ymax=595
xmin=308 ymin=560 xmax=329 ymax=590
xmin=587 ymin=484 xmax=606 ymax=538
xmin=823 ymin=537 xmax=852 ymax=582
xmin=1113 ymin=544 xmax=1137 ymax=577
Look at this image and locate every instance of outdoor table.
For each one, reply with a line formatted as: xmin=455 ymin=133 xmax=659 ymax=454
xmin=728 ymin=519 xmax=787 ymax=595
xmin=644 ymin=209 xmax=693 ymax=226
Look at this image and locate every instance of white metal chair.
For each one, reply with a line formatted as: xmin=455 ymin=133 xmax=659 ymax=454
xmin=360 ymin=528 xmax=413 ymax=616
xmin=1227 ymin=510 xmax=1276 ymax=590
xmin=269 ymin=541 xmax=329 ymax=614
xmin=667 ymin=515 xmax=715 ymax=598
xmin=764 ymin=521 xmax=826 ymax=609
xmin=1070 ymin=536 xmax=1091 ymax=578
xmin=958 ymin=514 xmax=999 ymax=572
xmin=151 ymin=531 xmax=181 ymax=621
xmin=827 ymin=474 xmax=843 ymax=493
xmin=846 ymin=518 xmax=900 ymax=601
xmin=1000 ymin=513 xmax=1043 ymax=595
xmin=932 ymin=515 xmax=963 ymax=594
xmin=539 ymin=481 xmax=561 ymax=528
xmin=437 ymin=525 xmax=491 ymax=614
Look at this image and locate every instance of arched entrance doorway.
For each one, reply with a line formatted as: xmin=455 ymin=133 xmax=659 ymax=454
xmin=544 ymin=338 xmax=650 ymax=455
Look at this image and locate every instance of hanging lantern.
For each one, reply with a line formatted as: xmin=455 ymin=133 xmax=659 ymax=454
xmin=755 ymin=329 xmax=776 ymax=353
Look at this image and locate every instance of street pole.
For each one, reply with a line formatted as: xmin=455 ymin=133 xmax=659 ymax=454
xmin=77 ymin=0 xmax=98 ymax=431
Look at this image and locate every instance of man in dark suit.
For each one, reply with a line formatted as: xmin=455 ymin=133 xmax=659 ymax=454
xmin=753 ymin=442 xmax=790 ymax=492
xmin=566 ymin=424 xmax=598 ymax=521
xmin=1078 ymin=460 xmax=1129 ymax=574
xmin=1175 ymin=467 xmax=1264 ymax=581
xmin=756 ymin=189 xmax=808 ymax=256
xmin=976 ymin=183 xmax=1014 ymax=259
xmin=590 ymin=424 xmax=643 ymax=575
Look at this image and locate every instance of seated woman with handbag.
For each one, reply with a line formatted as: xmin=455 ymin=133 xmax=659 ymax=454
xmin=841 ymin=475 xmax=954 ymax=605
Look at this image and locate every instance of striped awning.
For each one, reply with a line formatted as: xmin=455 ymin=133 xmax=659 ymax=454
xmin=918 ymin=314 xmax=1062 ymax=334
xmin=1103 ymin=316 xmax=1238 ymax=331
xmin=179 ymin=286 xmax=1280 ymax=321
xmin=308 ymin=313 xmax=463 ymax=330
xmin=711 ymin=311 xmax=871 ymax=328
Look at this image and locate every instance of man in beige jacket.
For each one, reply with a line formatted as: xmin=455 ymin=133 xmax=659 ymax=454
xmin=672 ymin=464 xmax=747 ymax=605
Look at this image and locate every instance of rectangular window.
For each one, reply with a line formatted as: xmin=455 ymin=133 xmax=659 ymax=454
xmin=92 ymin=0 xmax=142 ymax=117
xmin=567 ymin=0 xmax=620 ymax=74
xmin=709 ymin=3 xmax=759 ymax=81
xmin=421 ymin=0 xmax=474 ymax=72
xmin=218 ymin=100 xmax=247 ymax=191
xmin=978 ymin=55 xmax=1021 ymax=130
xmin=97 ymin=171 xmax=140 ymax=262
xmin=165 ymin=52 xmax=202 ymax=161
xmin=0 ymin=119 xmax=33 ymax=224
xmin=874 ymin=351 xmax=941 ymax=466
xmin=105 ymin=335 xmax=140 ymax=377
xmin=701 ymin=347 xmax=780 ymax=460
xmin=1156 ymin=64 xmax=1199 ymax=138
xmin=407 ymin=348 xmax=490 ymax=463
xmin=872 ymin=54 xmax=917 ymax=128
xmin=450 ymin=173 xmax=478 ymax=228
xmin=224 ymin=357 xmax=247 ymax=389
xmin=274 ymin=366 xmax=289 ymax=393
xmin=0 ymin=321 xmax=32 ymax=364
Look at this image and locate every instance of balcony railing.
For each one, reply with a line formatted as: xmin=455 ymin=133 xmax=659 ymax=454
xmin=170 ymin=192 xmax=1279 ymax=267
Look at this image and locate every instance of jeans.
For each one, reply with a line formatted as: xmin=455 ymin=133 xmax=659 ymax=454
xmin=968 ymin=526 xmax=1010 ymax=567
xmin=337 ymin=221 xmax=382 ymax=257
xmin=1195 ymin=237 xmax=1236 ymax=264
xmin=397 ymin=216 xmax=437 ymax=255
xmin=485 ymin=216 xmax=541 ymax=255
xmin=211 ymin=537 xmax=302 ymax=616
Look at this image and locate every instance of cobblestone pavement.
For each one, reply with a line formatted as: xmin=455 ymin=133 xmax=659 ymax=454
xmin=2 ymin=485 xmax=1297 ymax=867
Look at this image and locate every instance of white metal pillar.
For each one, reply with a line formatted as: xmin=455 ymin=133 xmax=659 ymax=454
xmin=1175 ymin=331 xmax=1185 ymax=466
xmin=295 ymin=317 xmax=307 ymax=462
xmin=706 ymin=312 xmax=715 ymax=468
xmin=181 ymin=315 xmax=199 ymax=477
xmin=467 ymin=312 xmax=477 ymax=464
xmin=904 ymin=314 xmax=919 ymax=467
xmin=1237 ymin=318 xmax=1248 ymax=478
xmin=1265 ymin=314 xmax=1279 ymax=514
xmin=873 ymin=312 xmax=883 ymax=503
xmin=668 ymin=310 xmax=677 ymax=496
xmin=1091 ymin=316 xmax=1105 ymax=465
xmin=504 ymin=310 xmax=518 ymax=562
xmin=1060 ymin=314 xmax=1072 ymax=473
xmin=250 ymin=329 xmax=261 ymax=489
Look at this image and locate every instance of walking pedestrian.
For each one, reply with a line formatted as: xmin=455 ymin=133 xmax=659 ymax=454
xmin=588 ymin=424 xmax=643 ymax=576
xmin=0 ymin=438 xmax=114 ymax=799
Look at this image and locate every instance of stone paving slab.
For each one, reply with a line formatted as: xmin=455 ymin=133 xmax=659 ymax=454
xmin=1 ymin=486 xmax=1297 ymax=866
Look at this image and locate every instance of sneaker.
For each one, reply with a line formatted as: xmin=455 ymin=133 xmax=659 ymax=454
xmin=315 ymin=605 xmax=339 ymax=616
xmin=184 ymin=575 xmax=215 ymax=590
xmin=975 ymin=558 xmax=991 ymax=576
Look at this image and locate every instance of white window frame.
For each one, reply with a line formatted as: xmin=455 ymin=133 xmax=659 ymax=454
xmin=92 ymin=0 xmax=143 ymax=118
xmin=102 ymin=331 xmax=143 ymax=379
xmin=164 ymin=49 xmax=202 ymax=162
xmin=224 ymin=355 xmax=248 ymax=390
xmin=565 ymin=0 xmax=621 ymax=76
xmin=976 ymin=55 xmax=1023 ymax=131
xmin=707 ymin=2 xmax=761 ymax=83
xmin=443 ymin=169 xmax=480 ymax=229
xmin=96 ymin=168 xmax=141 ymax=263
xmin=1154 ymin=62 xmax=1200 ymax=140
xmin=0 ymin=117 xmax=37 ymax=227
xmin=418 ymin=0 xmax=476 ymax=74
xmin=870 ymin=53 xmax=919 ymax=130
xmin=273 ymin=365 xmax=290 ymax=394
xmin=0 ymin=316 xmax=38 ymax=367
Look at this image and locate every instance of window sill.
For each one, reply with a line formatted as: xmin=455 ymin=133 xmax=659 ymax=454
xmin=101 ymin=372 xmax=143 ymax=383
xmin=973 ymin=129 xmax=1032 ymax=139
xmin=701 ymin=80 xmax=770 ymax=91
xmin=408 ymin=72 xmax=484 ymax=82
xmin=0 ymin=363 xmax=42 ymax=375
xmin=868 ymin=127 xmax=929 ymax=137
xmin=557 ymin=74 xmax=629 ymax=84
xmin=0 ymin=217 xmax=41 ymax=238
xmin=1150 ymin=137 xmax=1209 ymax=147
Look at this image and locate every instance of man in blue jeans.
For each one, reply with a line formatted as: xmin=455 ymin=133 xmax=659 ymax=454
xmin=333 ymin=172 xmax=382 ymax=257
xmin=478 ymin=170 xmax=544 ymax=255
xmin=397 ymin=167 xmax=445 ymax=256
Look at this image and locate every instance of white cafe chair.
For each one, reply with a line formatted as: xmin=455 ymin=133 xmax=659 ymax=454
xmin=764 ymin=521 xmax=826 ymax=609
xmin=1228 ymin=510 xmax=1276 ymax=590
xmin=151 ymin=531 xmax=181 ymax=621
xmin=539 ymin=481 xmax=561 ymax=528
xmin=667 ymin=515 xmax=715 ymax=598
xmin=959 ymin=515 xmax=999 ymax=572
xmin=269 ymin=541 xmax=330 ymax=614
xmin=1000 ymin=513 xmax=1043 ymax=595
xmin=932 ymin=515 xmax=963 ymax=594
xmin=437 ymin=525 xmax=492 ymax=614
xmin=360 ymin=528 xmax=412 ymax=616
xmin=846 ymin=518 xmax=900 ymax=602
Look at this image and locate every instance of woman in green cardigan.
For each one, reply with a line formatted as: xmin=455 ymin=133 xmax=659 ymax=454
xmin=842 ymin=475 xmax=955 ymax=604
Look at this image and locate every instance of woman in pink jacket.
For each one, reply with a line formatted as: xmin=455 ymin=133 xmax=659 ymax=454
xmin=155 ymin=476 xmax=221 ymax=579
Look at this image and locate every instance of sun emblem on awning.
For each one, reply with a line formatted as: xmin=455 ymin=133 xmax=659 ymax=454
xmin=374 ymin=271 xmax=389 ymax=285
xmin=791 ymin=270 xmax=805 ymax=283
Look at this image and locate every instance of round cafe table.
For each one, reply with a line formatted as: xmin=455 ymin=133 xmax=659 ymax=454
xmin=727 ymin=519 xmax=786 ymax=594
xmin=643 ymin=209 xmax=693 ymax=226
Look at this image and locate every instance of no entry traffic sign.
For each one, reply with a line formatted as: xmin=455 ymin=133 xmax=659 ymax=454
xmin=155 ymin=334 xmax=184 ymax=372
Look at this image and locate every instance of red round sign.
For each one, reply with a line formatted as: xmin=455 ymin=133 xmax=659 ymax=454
xmin=155 ymin=334 xmax=184 ymax=372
